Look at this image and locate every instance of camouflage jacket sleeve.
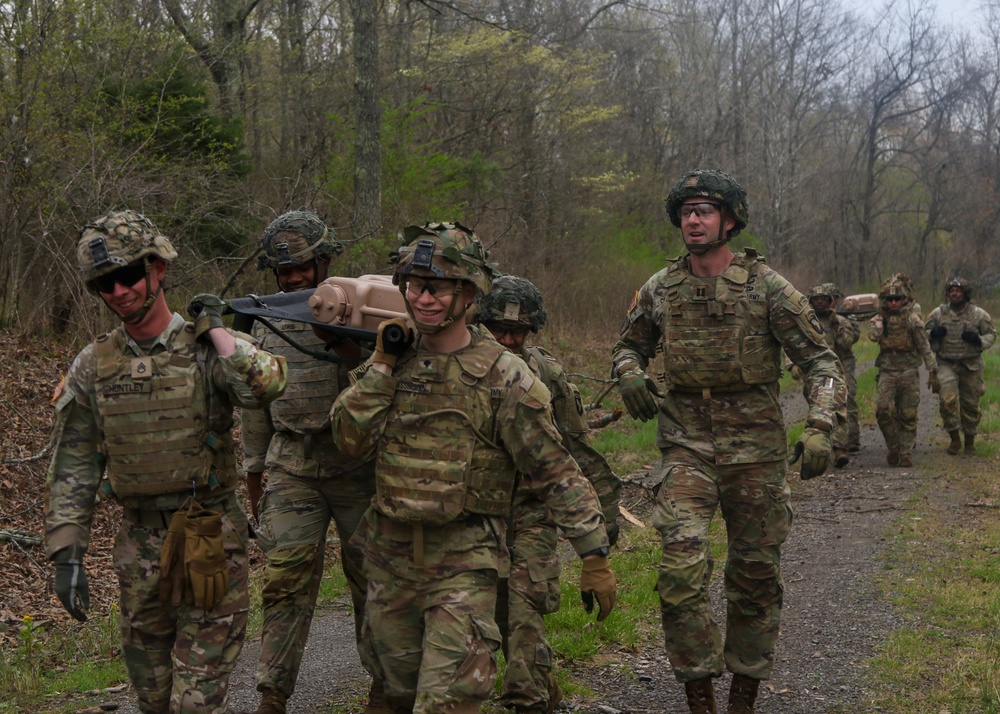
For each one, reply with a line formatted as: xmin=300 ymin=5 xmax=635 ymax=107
xmin=909 ymin=312 xmax=937 ymax=372
xmin=611 ymin=269 xmax=669 ymax=376
xmin=212 ymin=331 xmax=287 ymax=409
xmin=976 ymin=307 xmax=997 ymax=352
xmin=767 ymin=269 xmax=846 ymax=432
xmin=833 ymin=314 xmax=860 ymax=351
xmin=867 ymin=316 xmax=885 ymax=343
xmin=45 ymin=347 xmax=103 ymax=558
xmin=542 ymin=359 xmax=622 ymax=524
xmin=329 ymin=363 xmax=393 ymax=463
xmin=497 ymin=365 xmax=608 ymax=556
xmin=240 ymin=404 xmax=274 ymax=473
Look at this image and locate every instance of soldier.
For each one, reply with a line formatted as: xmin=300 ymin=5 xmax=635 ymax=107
xmin=825 ymin=283 xmax=862 ymax=451
xmin=241 ymin=211 xmax=386 ymax=714
xmin=328 ymin=222 xmax=617 ymax=714
xmin=868 ymin=273 xmax=938 ymax=468
xmin=924 ymin=277 xmax=996 ymax=455
xmin=612 ymin=170 xmax=845 ymax=714
xmin=793 ymin=283 xmax=860 ymax=466
xmin=45 ymin=210 xmax=287 ymax=712
xmin=476 ymin=275 xmax=623 ymax=714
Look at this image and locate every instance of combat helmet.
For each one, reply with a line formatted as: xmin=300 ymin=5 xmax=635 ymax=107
xmin=77 ymin=210 xmax=176 ymax=324
xmin=257 ymin=210 xmax=342 ymax=288
xmin=393 ymin=221 xmax=496 ymax=334
xmin=476 ymin=275 xmax=548 ymax=333
xmin=665 ymin=170 xmax=749 ymax=255
xmin=878 ymin=273 xmax=912 ymax=309
xmin=944 ymin=276 xmax=972 ymax=301
xmin=807 ymin=283 xmax=835 ymax=315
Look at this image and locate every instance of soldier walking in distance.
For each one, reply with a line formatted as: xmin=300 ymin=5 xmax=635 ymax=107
xmin=241 ymin=210 xmax=387 ymax=714
xmin=611 ymin=170 xmax=845 ymax=714
xmin=477 ymin=275 xmax=622 ymax=714
xmin=924 ymin=277 xmax=996 ymax=455
xmin=868 ymin=273 xmax=938 ymax=468
xmin=45 ymin=210 xmax=287 ymax=713
xmin=329 ymin=222 xmax=617 ymax=714
xmin=793 ymin=283 xmax=860 ymax=466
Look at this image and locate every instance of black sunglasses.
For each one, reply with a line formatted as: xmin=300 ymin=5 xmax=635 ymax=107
xmin=92 ymin=261 xmax=148 ymax=294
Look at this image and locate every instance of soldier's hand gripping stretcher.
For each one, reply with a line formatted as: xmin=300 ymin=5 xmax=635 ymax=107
xmin=223 ymin=274 xmax=410 ymax=361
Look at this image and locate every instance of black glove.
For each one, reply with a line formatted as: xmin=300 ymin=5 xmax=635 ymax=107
xmin=606 ymin=520 xmax=620 ymax=548
xmin=961 ymin=330 xmax=982 ymax=348
xmin=187 ymin=294 xmax=227 ymax=340
xmin=53 ymin=545 xmax=89 ymax=622
xmin=374 ymin=318 xmax=413 ymax=369
xmin=928 ymin=326 xmax=947 ymax=340
xmin=617 ymin=370 xmax=658 ymax=422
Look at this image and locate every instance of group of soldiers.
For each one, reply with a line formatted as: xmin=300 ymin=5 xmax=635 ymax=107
xmin=42 ymin=168 xmax=992 ymax=714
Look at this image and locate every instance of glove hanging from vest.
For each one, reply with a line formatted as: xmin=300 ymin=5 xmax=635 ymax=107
xmin=184 ymin=504 xmax=230 ymax=610
xmin=159 ymin=508 xmax=189 ymax=607
xmin=961 ymin=330 xmax=982 ymax=348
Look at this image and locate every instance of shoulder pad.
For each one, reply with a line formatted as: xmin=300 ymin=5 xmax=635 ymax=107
xmin=456 ymin=335 xmax=505 ymax=380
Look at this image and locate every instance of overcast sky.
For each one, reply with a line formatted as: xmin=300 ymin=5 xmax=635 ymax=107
xmin=845 ymin=0 xmax=984 ymax=27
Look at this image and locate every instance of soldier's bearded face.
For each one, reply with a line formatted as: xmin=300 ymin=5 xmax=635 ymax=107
xmin=947 ymin=286 xmax=966 ymax=305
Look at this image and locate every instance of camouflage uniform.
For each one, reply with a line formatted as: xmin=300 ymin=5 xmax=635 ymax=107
xmin=46 ymin=211 xmax=286 ymax=714
xmin=242 ymin=211 xmax=380 ymax=711
xmin=925 ymin=279 xmax=996 ymax=443
xmin=805 ymin=284 xmax=860 ymax=456
xmin=477 ymin=276 xmax=622 ymax=712
xmin=867 ymin=274 xmax=937 ymax=465
xmin=612 ymin=171 xmax=844 ymax=693
xmin=330 ymin=223 xmax=612 ymax=714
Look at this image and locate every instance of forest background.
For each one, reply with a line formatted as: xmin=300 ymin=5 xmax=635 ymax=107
xmin=2 ymin=0 xmax=1000 ymax=339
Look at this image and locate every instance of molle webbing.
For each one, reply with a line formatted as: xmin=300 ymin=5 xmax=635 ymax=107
xmin=93 ymin=326 xmax=231 ymax=497
xmin=265 ymin=320 xmax=341 ymax=433
xmin=880 ymin=314 xmax=914 ymax=352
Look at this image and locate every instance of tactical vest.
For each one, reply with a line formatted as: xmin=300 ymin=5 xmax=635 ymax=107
xmin=525 ymin=346 xmax=588 ymax=438
xmin=92 ymin=325 xmax=234 ymax=498
xmin=376 ymin=337 xmax=517 ymax=525
xmin=659 ymin=253 xmax=782 ymax=389
xmin=933 ymin=305 xmax=982 ymax=361
xmin=259 ymin=320 xmax=342 ymax=434
xmin=879 ymin=312 xmax=914 ymax=352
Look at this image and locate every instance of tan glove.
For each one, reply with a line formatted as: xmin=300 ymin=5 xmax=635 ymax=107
xmin=158 ymin=509 xmax=189 ymax=607
xmin=373 ymin=317 xmax=413 ymax=369
xmin=579 ymin=555 xmax=617 ymax=622
xmin=184 ymin=506 xmax=229 ymax=610
xmin=788 ymin=426 xmax=832 ymax=480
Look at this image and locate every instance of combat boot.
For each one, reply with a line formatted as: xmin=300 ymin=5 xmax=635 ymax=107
xmin=886 ymin=448 xmax=899 ymax=466
xmin=947 ymin=431 xmax=962 ymax=455
xmin=684 ymin=677 xmax=717 ymax=713
xmin=834 ymin=449 xmax=849 ymax=468
xmin=726 ymin=674 xmax=760 ymax=713
xmin=898 ymin=453 xmax=913 ymax=468
xmin=547 ymin=672 xmax=564 ymax=712
xmin=965 ymin=433 xmax=976 ymax=455
xmin=364 ymin=679 xmax=392 ymax=714
xmin=246 ymin=689 xmax=287 ymax=714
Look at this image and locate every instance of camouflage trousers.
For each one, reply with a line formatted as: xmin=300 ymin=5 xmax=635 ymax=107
xmin=114 ymin=493 xmax=249 ymax=713
xmin=254 ymin=468 xmax=375 ymax=696
xmin=496 ymin=522 xmax=562 ymax=711
xmin=875 ymin=368 xmax=920 ymax=457
xmin=651 ymin=448 xmax=793 ymax=683
xmin=844 ymin=363 xmax=860 ymax=450
xmin=360 ymin=562 xmax=501 ymax=713
xmin=937 ymin=360 xmax=985 ymax=435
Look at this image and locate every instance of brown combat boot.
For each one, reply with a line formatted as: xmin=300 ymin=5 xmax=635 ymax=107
xmin=886 ymin=448 xmax=900 ymax=466
xmin=834 ymin=449 xmax=849 ymax=468
xmin=898 ymin=453 xmax=913 ymax=468
xmin=684 ymin=677 xmax=717 ymax=713
xmin=246 ymin=689 xmax=287 ymax=714
xmin=947 ymin=430 xmax=962 ymax=455
xmin=364 ymin=678 xmax=392 ymax=714
xmin=727 ymin=674 xmax=760 ymax=713
xmin=965 ymin=433 xmax=976 ymax=455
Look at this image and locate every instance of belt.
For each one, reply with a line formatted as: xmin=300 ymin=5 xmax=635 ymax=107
xmin=669 ymin=383 xmax=755 ymax=398
xmin=123 ymin=492 xmax=235 ymax=528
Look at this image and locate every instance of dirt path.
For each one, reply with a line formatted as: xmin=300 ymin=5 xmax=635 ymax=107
xmin=104 ymin=369 xmax=941 ymax=714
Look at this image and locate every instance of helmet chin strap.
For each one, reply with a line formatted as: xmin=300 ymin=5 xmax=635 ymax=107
xmin=107 ymin=261 xmax=160 ymax=325
xmin=406 ymin=281 xmax=468 ymax=335
xmin=685 ymin=221 xmax=730 ymax=256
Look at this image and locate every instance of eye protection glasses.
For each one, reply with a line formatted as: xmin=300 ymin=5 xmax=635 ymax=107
xmin=679 ymin=202 xmax=722 ymax=219
xmin=92 ymin=261 xmax=148 ymax=294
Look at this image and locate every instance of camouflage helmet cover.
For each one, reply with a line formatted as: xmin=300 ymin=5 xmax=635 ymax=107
xmin=944 ymin=276 xmax=972 ymax=300
xmin=392 ymin=221 xmax=496 ymax=295
xmin=257 ymin=209 xmax=343 ymax=270
xmin=77 ymin=210 xmax=178 ymax=290
xmin=665 ymin=169 xmax=750 ymax=236
xmin=823 ymin=282 xmax=844 ymax=300
xmin=476 ymin=274 xmax=548 ymax=333
xmin=807 ymin=283 xmax=834 ymax=300
xmin=879 ymin=272 xmax=913 ymax=301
